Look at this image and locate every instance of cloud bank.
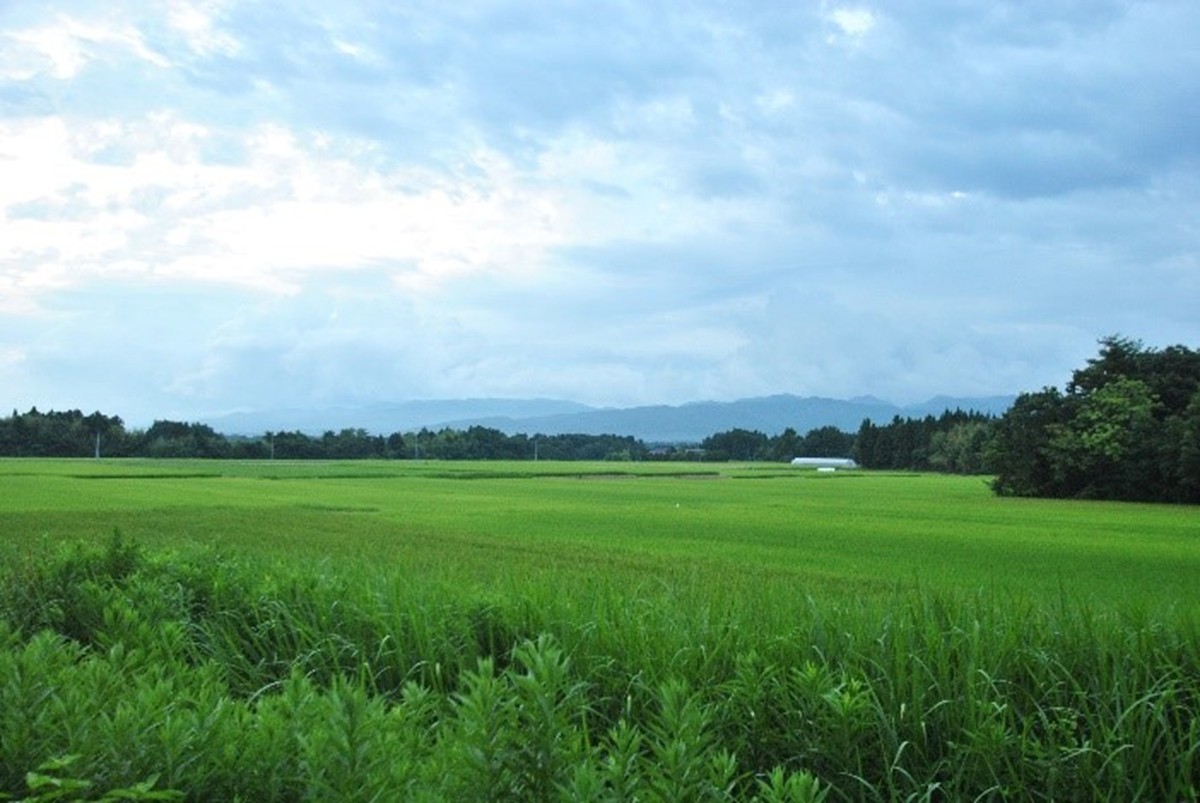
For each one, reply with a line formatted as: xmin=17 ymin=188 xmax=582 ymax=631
xmin=2 ymin=1 xmax=1197 ymax=424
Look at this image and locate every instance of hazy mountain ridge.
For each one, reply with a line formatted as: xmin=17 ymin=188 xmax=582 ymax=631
xmin=204 ymin=394 xmax=1014 ymax=442
xmin=202 ymin=398 xmax=592 ymax=438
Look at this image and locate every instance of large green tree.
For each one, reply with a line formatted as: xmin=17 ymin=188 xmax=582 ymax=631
xmin=1047 ymin=376 xmax=1159 ymax=498
xmin=987 ymin=388 xmax=1068 ymax=496
xmin=991 ymin=336 xmax=1200 ymax=502
xmin=701 ymin=428 xmax=770 ymax=461
xmin=1176 ymin=388 xmax=1200 ymax=501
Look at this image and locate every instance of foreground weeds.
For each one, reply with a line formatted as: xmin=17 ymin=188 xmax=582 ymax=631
xmin=1 ymin=533 xmax=1197 ymax=801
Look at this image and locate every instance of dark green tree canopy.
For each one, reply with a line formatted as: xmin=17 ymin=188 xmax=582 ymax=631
xmin=855 ymin=409 xmax=995 ymax=473
xmin=991 ymin=336 xmax=1200 ymax=503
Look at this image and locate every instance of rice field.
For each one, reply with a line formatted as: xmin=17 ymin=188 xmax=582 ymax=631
xmin=1 ymin=458 xmax=1198 ymax=800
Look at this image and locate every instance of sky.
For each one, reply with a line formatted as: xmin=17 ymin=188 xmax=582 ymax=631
xmin=2 ymin=1 xmax=1198 ymax=425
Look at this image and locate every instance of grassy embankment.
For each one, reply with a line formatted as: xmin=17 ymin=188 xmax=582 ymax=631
xmin=1 ymin=458 xmax=1197 ymax=800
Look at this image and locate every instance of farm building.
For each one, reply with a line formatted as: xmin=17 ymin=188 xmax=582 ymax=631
xmin=790 ymin=457 xmax=858 ymax=469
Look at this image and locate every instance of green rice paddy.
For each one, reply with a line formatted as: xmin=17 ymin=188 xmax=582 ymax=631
xmin=3 ymin=458 xmax=1196 ymax=610
xmin=1 ymin=459 xmax=1197 ymax=800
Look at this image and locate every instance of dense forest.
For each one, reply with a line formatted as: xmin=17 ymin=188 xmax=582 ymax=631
xmin=0 ymin=412 xmax=651 ymax=462
xmin=0 ymin=408 xmax=867 ymax=465
xmin=851 ymin=336 xmax=1200 ymax=504
xmin=0 ymin=405 xmax=1001 ymax=471
xmin=4 ymin=336 xmax=1197 ymax=502
xmin=853 ymin=409 xmax=994 ymax=473
xmin=989 ymin=336 xmax=1200 ymax=503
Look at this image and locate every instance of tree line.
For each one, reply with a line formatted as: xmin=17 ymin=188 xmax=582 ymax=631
xmin=4 ymin=336 xmax=1196 ymax=502
xmin=0 ymin=412 xmax=651 ymax=462
xmin=988 ymin=336 xmax=1200 ymax=503
xmin=850 ymin=336 xmax=1200 ymax=503
xmin=0 ymin=408 xmax=881 ymax=465
xmin=0 ymin=405 xmax=987 ymax=468
xmin=854 ymin=410 xmax=993 ymax=473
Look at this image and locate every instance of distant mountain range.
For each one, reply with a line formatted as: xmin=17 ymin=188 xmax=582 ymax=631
xmin=203 ymin=394 xmax=1015 ymax=443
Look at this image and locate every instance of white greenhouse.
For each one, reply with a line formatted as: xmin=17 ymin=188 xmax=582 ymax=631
xmin=790 ymin=457 xmax=858 ymax=469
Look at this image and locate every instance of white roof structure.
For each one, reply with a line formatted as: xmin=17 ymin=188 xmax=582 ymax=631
xmin=790 ymin=457 xmax=858 ymax=469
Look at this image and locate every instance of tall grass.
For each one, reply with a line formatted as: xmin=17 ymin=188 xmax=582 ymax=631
xmin=2 ymin=532 xmax=1196 ymax=801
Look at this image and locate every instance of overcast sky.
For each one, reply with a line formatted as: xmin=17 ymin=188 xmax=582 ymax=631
xmin=2 ymin=1 xmax=1198 ymax=425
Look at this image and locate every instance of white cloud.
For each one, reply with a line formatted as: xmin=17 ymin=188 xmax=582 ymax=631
xmin=1 ymin=1 xmax=1198 ymax=420
xmin=0 ymin=13 xmax=169 ymax=79
xmin=0 ymin=114 xmax=584 ymax=303
xmin=828 ymin=7 xmax=876 ymax=37
xmin=165 ymin=0 xmax=240 ymax=57
xmin=0 ymin=346 xmax=24 ymax=367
